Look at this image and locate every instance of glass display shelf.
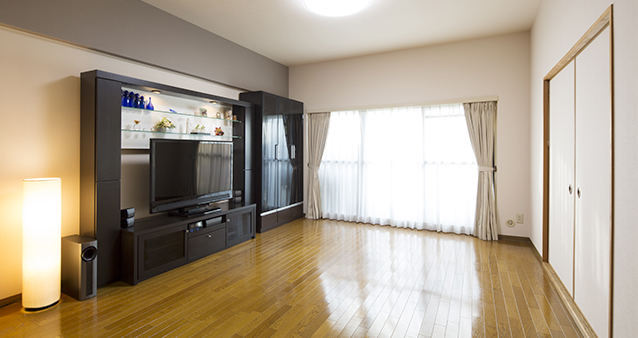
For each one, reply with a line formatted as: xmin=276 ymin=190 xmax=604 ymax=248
xmin=121 ymin=106 xmax=241 ymax=123
xmin=121 ymin=129 xmax=239 ymax=139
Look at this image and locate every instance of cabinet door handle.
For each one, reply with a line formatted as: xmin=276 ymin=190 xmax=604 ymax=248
xmin=206 ymin=234 xmax=212 ymax=238
xmin=227 ymin=219 xmax=231 ymax=222
xmin=275 ymin=144 xmax=278 ymax=160
xmin=577 ymin=188 xmax=581 ymax=198
xmin=291 ymin=145 xmax=296 ymax=159
xmin=568 ymin=185 xmax=572 ymax=194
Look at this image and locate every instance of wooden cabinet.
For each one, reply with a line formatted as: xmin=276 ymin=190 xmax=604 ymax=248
xmin=239 ymin=91 xmax=304 ymax=232
xmin=81 ymin=70 xmax=253 ymax=287
xmin=121 ymin=204 xmax=256 ymax=285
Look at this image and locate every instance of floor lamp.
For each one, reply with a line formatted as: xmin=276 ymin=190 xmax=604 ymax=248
xmin=22 ymin=178 xmax=61 ymax=311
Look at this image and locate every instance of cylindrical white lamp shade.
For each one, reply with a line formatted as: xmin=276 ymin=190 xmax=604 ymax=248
xmin=22 ymin=178 xmax=61 ymax=310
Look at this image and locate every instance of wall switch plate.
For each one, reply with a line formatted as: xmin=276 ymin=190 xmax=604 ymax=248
xmin=516 ymin=214 xmax=524 ymax=224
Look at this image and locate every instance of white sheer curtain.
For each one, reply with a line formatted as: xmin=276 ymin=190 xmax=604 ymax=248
xmin=319 ymin=104 xmax=478 ymax=235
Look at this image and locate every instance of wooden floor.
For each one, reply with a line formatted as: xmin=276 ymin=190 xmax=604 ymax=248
xmin=0 ymin=219 xmax=581 ymax=338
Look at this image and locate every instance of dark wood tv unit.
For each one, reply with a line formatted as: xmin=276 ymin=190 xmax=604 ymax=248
xmin=80 ymin=70 xmax=254 ymax=287
xmin=121 ymin=203 xmax=255 ymax=285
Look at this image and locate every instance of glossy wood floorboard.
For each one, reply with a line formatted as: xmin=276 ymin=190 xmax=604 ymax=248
xmin=0 ymin=219 xmax=582 ymax=337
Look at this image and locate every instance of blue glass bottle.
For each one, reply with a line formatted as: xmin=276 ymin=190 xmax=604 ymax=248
xmin=127 ymin=92 xmax=135 ymax=107
xmin=146 ymin=97 xmax=155 ymax=110
xmin=133 ymin=93 xmax=140 ymax=108
xmin=121 ymin=90 xmax=129 ymax=106
xmin=139 ymin=96 xmax=145 ymax=109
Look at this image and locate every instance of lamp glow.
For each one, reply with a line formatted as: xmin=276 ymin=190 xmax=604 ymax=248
xmin=303 ymin=0 xmax=371 ymax=17
xmin=22 ymin=178 xmax=61 ymax=310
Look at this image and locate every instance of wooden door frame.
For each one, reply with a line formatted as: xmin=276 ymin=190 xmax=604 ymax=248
xmin=542 ymin=6 xmax=614 ymax=338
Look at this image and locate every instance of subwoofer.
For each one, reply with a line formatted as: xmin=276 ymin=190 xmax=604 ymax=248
xmin=61 ymin=235 xmax=98 ymax=301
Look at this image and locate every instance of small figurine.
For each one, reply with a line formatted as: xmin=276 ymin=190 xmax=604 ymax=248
xmin=214 ymin=127 xmax=224 ymax=136
xmin=199 ymin=108 xmax=207 ymax=117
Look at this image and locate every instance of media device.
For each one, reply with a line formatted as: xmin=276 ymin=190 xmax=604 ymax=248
xmin=150 ymin=139 xmax=232 ymax=216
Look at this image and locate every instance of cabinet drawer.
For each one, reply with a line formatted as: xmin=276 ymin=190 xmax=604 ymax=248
xmin=188 ymin=227 xmax=225 ymax=261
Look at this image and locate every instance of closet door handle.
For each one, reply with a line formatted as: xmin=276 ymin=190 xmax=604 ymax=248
xmin=274 ymin=144 xmax=278 ymax=160
xmin=577 ymin=188 xmax=581 ymax=198
xmin=568 ymin=185 xmax=572 ymax=194
xmin=291 ymin=145 xmax=296 ymax=159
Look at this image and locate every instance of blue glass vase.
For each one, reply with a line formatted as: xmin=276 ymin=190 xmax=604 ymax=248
xmin=146 ymin=97 xmax=155 ymax=110
xmin=133 ymin=94 xmax=140 ymax=108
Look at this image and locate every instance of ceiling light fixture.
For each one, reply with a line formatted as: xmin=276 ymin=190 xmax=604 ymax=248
xmin=303 ymin=0 xmax=371 ymax=17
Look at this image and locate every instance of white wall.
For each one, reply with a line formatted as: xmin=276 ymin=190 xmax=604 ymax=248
xmin=290 ymin=32 xmax=532 ymax=238
xmin=530 ymin=1 xmax=637 ymax=336
xmin=0 ymin=26 xmax=241 ymax=300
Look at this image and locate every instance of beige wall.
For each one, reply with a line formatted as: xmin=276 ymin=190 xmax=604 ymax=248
xmin=0 ymin=26 xmax=242 ymax=300
xmin=530 ymin=0 xmax=637 ymax=336
xmin=290 ymin=32 xmax=532 ymax=238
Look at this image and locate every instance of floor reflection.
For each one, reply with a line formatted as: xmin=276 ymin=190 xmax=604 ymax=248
xmin=0 ymin=218 xmax=581 ymax=337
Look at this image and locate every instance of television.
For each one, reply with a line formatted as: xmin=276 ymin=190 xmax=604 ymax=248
xmin=150 ymin=139 xmax=233 ymax=215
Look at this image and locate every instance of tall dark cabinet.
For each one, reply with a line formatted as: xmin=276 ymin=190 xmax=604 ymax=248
xmin=239 ymin=91 xmax=304 ymax=232
xmin=81 ymin=70 xmax=254 ymax=287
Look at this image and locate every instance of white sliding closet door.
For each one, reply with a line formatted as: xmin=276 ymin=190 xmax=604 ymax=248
xmin=549 ymin=60 xmax=575 ymax=296
xmin=574 ymin=26 xmax=611 ymax=338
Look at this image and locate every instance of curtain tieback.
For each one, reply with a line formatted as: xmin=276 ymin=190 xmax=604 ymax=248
xmin=478 ymin=166 xmax=496 ymax=172
xmin=308 ymin=163 xmax=320 ymax=171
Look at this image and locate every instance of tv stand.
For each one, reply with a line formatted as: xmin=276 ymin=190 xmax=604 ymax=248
xmin=121 ymin=203 xmax=255 ymax=285
xmin=169 ymin=205 xmax=222 ymax=218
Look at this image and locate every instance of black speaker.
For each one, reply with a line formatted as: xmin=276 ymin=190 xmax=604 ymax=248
xmin=61 ymin=235 xmax=98 ymax=301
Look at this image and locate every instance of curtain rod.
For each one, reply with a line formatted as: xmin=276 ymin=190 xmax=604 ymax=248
xmin=305 ymin=95 xmax=499 ymax=114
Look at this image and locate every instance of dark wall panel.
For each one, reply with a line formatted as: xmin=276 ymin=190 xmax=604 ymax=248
xmin=95 ymin=79 xmax=122 ymax=182
xmin=95 ymin=181 xmax=121 ymax=287
xmin=0 ymin=0 xmax=289 ymax=96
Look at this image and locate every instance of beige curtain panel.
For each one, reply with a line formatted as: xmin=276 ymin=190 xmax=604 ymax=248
xmin=306 ymin=112 xmax=331 ymax=219
xmin=463 ymin=101 xmax=499 ymax=240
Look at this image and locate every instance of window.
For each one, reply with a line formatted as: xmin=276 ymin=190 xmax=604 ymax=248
xmin=318 ymin=104 xmax=478 ymax=234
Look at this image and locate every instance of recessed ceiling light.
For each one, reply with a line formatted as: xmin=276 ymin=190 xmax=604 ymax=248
xmin=303 ymin=0 xmax=371 ymax=17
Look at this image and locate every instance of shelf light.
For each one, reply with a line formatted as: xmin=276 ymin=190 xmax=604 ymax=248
xmin=210 ymin=101 xmax=218 ymax=105
xmin=151 ymin=90 xmax=161 ymax=94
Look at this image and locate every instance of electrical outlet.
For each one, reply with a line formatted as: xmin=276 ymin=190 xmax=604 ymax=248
xmin=516 ymin=214 xmax=524 ymax=224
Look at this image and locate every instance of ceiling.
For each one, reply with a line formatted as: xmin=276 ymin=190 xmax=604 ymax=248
xmin=142 ymin=0 xmax=542 ymax=67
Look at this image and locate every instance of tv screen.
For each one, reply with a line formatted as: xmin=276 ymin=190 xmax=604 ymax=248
xmin=150 ymin=139 xmax=232 ymax=214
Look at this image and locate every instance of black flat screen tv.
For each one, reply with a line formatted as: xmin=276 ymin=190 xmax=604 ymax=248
xmin=150 ymin=139 xmax=232 ymax=214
